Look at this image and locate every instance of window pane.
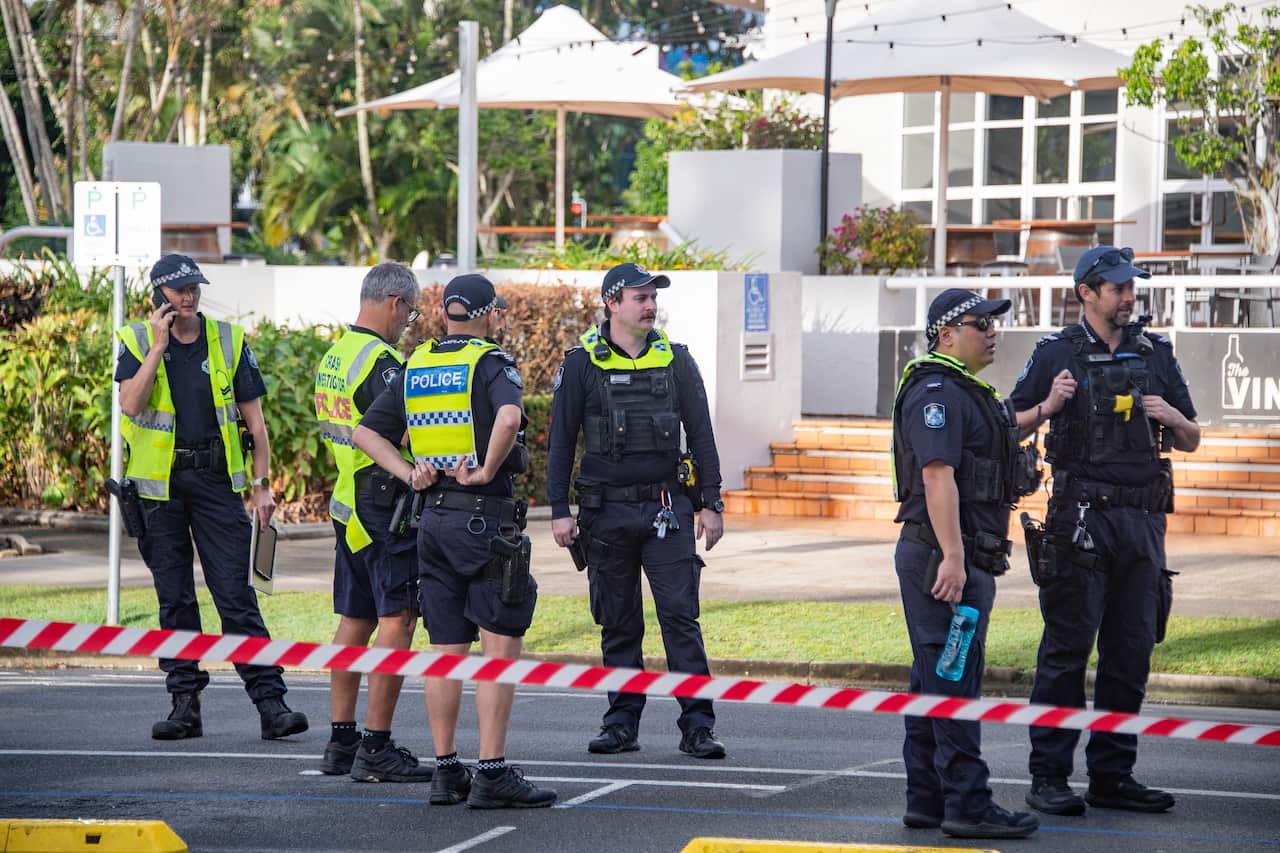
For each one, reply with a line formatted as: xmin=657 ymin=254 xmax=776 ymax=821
xmin=1162 ymin=193 xmax=1197 ymax=250
xmin=984 ymin=198 xmax=1022 ymax=254
xmin=949 ymin=93 xmax=975 ymax=124
xmin=1080 ymin=122 xmax=1116 ymax=182
xmin=1034 ymin=196 xmax=1069 ymax=219
xmin=904 ymin=92 xmax=934 ymax=128
xmin=902 ymin=133 xmax=934 ymax=189
xmin=948 ymin=129 xmax=973 ymax=187
xmin=987 ymin=95 xmax=1023 ymax=120
xmin=1165 ymin=120 xmax=1199 ymax=179
xmin=1083 ymin=89 xmax=1118 ymax=115
xmin=902 ymin=200 xmax=933 ymax=224
xmin=1213 ymin=191 xmax=1250 ymax=244
xmin=947 ymin=199 xmax=973 ymax=225
xmin=985 ymin=127 xmax=1023 ymax=185
xmin=1037 ymin=94 xmax=1070 ymax=118
xmin=1083 ymin=194 xmax=1115 ymax=242
xmin=1035 ymin=125 xmax=1069 ymax=183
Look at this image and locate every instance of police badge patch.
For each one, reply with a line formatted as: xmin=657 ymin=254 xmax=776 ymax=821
xmin=923 ymin=403 xmax=946 ymax=429
xmin=382 ymin=366 xmax=400 ymax=386
xmin=553 ymin=365 xmax=564 ymax=390
xmin=245 ymin=347 xmax=258 ymax=368
xmin=504 ymin=366 xmax=523 ymax=388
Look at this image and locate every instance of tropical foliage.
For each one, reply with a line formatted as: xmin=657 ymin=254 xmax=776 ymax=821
xmin=817 ymin=206 xmax=929 ymax=275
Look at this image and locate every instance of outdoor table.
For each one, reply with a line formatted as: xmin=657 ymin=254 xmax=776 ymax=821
xmin=478 ymin=224 xmax=613 ymax=251
xmin=925 ymin=225 xmax=1022 ymax=272
xmin=1190 ymin=246 xmax=1254 ymax=274
xmin=993 ymin=219 xmax=1137 ymax=275
xmin=160 ymin=222 xmax=249 ymax=264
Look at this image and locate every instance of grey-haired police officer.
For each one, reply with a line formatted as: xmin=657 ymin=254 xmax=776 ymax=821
xmin=115 ymin=254 xmax=307 ymax=741
xmin=1013 ymin=246 xmax=1199 ymax=817
xmin=548 ymin=263 xmax=727 ymax=760
xmin=353 ymin=273 xmax=556 ymax=809
xmin=891 ymin=288 xmax=1039 ymax=840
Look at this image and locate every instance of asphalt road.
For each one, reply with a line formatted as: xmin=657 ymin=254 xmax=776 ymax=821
xmin=1 ymin=670 xmax=1276 ymax=852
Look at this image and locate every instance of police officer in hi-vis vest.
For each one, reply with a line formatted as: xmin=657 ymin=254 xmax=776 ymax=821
xmin=314 ymin=262 xmax=432 ymax=783
xmin=115 ymin=254 xmax=307 ymax=741
xmin=548 ymin=263 xmax=727 ymax=760
xmin=353 ymin=273 xmax=556 ymax=810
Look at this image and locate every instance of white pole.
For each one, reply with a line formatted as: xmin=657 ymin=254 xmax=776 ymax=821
xmin=933 ymin=78 xmax=951 ymax=277
xmin=458 ymin=21 xmax=479 ymax=271
xmin=107 ymin=262 xmax=124 ymax=625
xmin=555 ymin=107 xmax=566 ymax=250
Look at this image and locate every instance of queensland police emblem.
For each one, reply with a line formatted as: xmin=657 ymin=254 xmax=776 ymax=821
xmin=923 ymin=403 xmax=946 ymax=429
xmin=504 ymin=366 xmax=523 ymax=388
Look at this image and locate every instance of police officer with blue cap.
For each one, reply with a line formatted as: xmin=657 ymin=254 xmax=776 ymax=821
xmin=1012 ymin=246 xmax=1200 ymax=817
xmin=891 ymin=288 xmax=1040 ymax=839
xmin=547 ymin=262 xmax=727 ymax=760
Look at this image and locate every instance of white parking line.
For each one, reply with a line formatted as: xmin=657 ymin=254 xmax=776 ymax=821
xmin=554 ymin=781 xmax=633 ymax=807
xmin=430 ymin=827 xmax=515 ymax=853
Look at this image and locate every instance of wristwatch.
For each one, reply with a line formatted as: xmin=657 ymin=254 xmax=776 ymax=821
xmin=707 ymin=498 xmax=725 ymax=513
xmin=249 ymin=476 xmax=270 ymax=489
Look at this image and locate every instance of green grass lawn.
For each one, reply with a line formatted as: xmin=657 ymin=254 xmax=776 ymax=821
xmin=2 ymin=586 xmax=1277 ymax=680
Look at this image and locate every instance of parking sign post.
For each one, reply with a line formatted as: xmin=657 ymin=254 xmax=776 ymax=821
xmin=72 ymin=181 xmax=161 ymax=626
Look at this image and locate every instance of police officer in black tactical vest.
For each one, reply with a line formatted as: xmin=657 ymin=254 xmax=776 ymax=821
xmin=1012 ymin=246 xmax=1200 ymax=817
xmin=114 ymin=254 xmax=307 ymax=741
xmin=891 ymin=288 xmax=1040 ymax=840
xmin=548 ymin=263 xmax=727 ymax=760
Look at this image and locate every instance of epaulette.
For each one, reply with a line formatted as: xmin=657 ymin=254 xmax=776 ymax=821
xmin=1035 ymin=333 xmax=1061 ymax=348
xmin=563 ymin=344 xmax=584 ymax=357
xmin=1149 ymin=333 xmax=1173 ymax=348
xmin=488 ymin=348 xmax=516 ymax=365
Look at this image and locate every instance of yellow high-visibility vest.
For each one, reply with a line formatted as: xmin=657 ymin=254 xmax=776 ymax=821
xmin=115 ymin=316 xmax=248 ymax=501
xmin=403 ymin=338 xmax=498 ymax=469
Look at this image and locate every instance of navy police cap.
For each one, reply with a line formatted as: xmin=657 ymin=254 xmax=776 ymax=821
xmin=149 ymin=254 xmax=209 ymax=289
xmin=1073 ymin=245 xmax=1152 ymax=284
xmin=601 ymin=262 xmax=670 ymax=302
xmin=926 ymin=288 xmax=1011 ymax=343
xmin=443 ymin=273 xmax=508 ymax=321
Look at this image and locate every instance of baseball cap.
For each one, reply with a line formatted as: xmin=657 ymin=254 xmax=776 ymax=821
xmin=601 ymin=262 xmax=670 ymax=302
xmin=926 ymin=288 xmax=1011 ymax=344
xmin=149 ymin=254 xmax=209 ymax=289
xmin=1074 ymin=245 xmax=1151 ymax=284
xmin=443 ymin=273 xmax=507 ymax=320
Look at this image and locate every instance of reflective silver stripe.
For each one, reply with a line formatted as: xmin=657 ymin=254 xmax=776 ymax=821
xmin=214 ymin=401 xmax=239 ymax=427
xmin=132 ymin=478 xmax=167 ymax=499
xmin=215 ymin=320 xmax=236 ymax=374
xmin=329 ymin=496 xmax=353 ymax=523
xmin=129 ymin=322 xmax=150 ymax=359
xmin=230 ymin=470 xmax=248 ymax=492
xmin=322 ymin=423 xmax=355 ymax=446
xmin=131 ymin=408 xmax=176 ymax=433
xmin=347 ymin=338 xmax=391 ymax=387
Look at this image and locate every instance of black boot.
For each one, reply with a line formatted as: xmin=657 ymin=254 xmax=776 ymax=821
xmin=256 ymin=696 xmax=309 ymax=740
xmin=152 ymin=692 xmax=202 ymax=740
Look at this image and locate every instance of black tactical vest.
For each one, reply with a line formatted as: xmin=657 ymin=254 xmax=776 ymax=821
xmin=582 ymin=357 xmax=682 ymax=460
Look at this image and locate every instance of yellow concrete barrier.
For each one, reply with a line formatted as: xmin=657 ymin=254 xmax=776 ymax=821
xmin=680 ymin=839 xmax=998 ymax=853
xmin=0 ymin=820 xmax=187 ymax=853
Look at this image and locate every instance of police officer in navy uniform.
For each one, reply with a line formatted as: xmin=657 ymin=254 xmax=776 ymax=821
xmin=1013 ymin=246 xmax=1199 ymax=817
xmin=891 ymin=288 xmax=1039 ymax=840
xmin=115 ymin=254 xmax=307 ymax=741
xmin=315 ymin=262 xmax=432 ymax=782
xmin=353 ymin=273 xmax=556 ymax=809
xmin=547 ymin=262 xmax=727 ymax=760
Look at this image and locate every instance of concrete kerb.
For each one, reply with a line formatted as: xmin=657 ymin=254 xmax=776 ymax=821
xmin=2 ymin=647 xmax=1277 ymax=711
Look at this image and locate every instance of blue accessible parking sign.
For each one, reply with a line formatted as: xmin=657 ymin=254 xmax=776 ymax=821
xmin=744 ymin=273 xmax=769 ymax=332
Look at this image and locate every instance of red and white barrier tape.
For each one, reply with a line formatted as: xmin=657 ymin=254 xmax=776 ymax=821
xmin=3 ymin=617 xmax=1277 ymax=748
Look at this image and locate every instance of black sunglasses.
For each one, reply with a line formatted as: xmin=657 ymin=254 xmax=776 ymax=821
xmin=949 ymin=315 xmax=999 ymax=332
xmin=1081 ymin=247 xmax=1134 ymax=280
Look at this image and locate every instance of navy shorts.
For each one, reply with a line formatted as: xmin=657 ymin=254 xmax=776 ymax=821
xmin=332 ymin=511 xmax=418 ymax=620
xmin=416 ymin=507 xmax=538 ymax=645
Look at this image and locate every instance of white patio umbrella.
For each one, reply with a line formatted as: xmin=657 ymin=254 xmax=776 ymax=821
xmin=337 ymin=5 xmax=685 ymax=249
xmin=687 ymin=0 xmax=1133 ymax=274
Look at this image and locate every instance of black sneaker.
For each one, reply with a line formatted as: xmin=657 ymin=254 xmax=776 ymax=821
xmin=429 ymin=763 xmax=473 ymax=805
xmin=152 ymin=692 xmax=202 ymax=740
xmin=320 ymin=739 xmax=359 ymax=775
xmin=257 ymin=696 xmax=309 ymax=740
xmin=350 ymin=742 xmax=434 ymax=783
xmin=1086 ymin=775 xmax=1175 ymax=813
xmin=941 ymin=803 xmax=1040 ymax=839
xmin=902 ymin=810 xmax=942 ymax=829
xmin=1026 ymin=775 xmax=1086 ymax=816
xmin=466 ymin=766 xmax=557 ymax=809
xmin=587 ymin=723 xmax=639 ymax=755
xmin=678 ymin=727 xmax=726 ymax=759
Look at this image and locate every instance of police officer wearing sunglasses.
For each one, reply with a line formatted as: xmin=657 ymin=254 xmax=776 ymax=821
xmin=1011 ymin=245 xmax=1200 ymax=817
xmin=890 ymin=288 xmax=1040 ymax=840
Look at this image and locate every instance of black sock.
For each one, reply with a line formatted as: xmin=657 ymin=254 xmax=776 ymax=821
xmin=478 ymin=756 xmax=506 ymax=779
xmin=362 ymin=728 xmax=391 ymax=752
xmin=436 ymin=752 xmax=460 ymax=768
xmin=331 ymin=722 xmax=359 ymax=746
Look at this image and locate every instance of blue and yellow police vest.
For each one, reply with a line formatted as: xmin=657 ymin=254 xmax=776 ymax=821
xmin=403 ymin=338 xmax=498 ymax=469
xmin=115 ymin=316 xmax=248 ymax=501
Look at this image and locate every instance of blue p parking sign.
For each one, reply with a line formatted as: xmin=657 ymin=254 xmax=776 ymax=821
xmin=744 ymin=273 xmax=769 ymax=332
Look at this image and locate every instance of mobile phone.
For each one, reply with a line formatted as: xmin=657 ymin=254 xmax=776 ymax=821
xmin=151 ymin=288 xmax=169 ymax=310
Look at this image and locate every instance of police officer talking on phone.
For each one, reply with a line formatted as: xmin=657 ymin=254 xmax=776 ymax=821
xmin=890 ymin=288 xmax=1039 ymax=840
xmin=547 ymin=263 xmax=726 ymax=760
xmin=115 ymin=254 xmax=307 ymax=741
xmin=1012 ymin=246 xmax=1199 ymax=817
xmin=353 ymin=273 xmax=556 ymax=809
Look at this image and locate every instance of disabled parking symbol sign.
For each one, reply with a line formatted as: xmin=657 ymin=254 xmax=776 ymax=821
xmin=83 ymin=214 xmax=106 ymax=237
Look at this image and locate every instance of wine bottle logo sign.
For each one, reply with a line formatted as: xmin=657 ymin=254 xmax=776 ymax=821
xmin=1221 ymin=334 xmax=1280 ymax=416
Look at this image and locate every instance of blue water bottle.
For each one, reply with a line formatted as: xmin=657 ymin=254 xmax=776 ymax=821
xmin=936 ymin=604 xmax=980 ymax=682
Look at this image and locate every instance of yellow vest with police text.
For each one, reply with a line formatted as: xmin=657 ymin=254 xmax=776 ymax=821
xmin=579 ymin=324 xmax=674 ymax=370
xmin=116 ymin=316 xmax=248 ymax=501
xmin=403 ymin=338 xmax=498 ymax=469
xmin=315 ymin=329 xmax=407 ymax=552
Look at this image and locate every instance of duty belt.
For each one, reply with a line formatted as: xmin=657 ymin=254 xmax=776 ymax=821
xmin=1059 ymin=477 xmax=1168 ymax=512
xmin=574 ymin=480 xmax=677 ymax=506
xmin=172 ymin=441 xmax=224 ymax=472
xmin=901 ymin=520 xmax=1011 ymax=576
xmin=422 ymin=489 xmax=518 ymax=526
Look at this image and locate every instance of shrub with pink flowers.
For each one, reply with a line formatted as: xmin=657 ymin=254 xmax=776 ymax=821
xmin=817 ymin=206 xmax=928 ymax=274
